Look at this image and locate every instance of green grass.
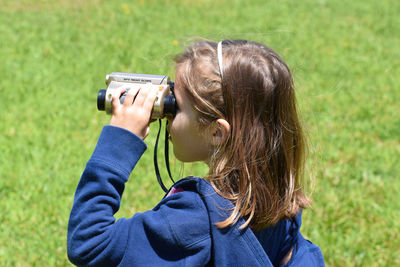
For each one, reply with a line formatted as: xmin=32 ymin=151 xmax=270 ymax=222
xmin=0 ymin=0 xmax=399 ymax=265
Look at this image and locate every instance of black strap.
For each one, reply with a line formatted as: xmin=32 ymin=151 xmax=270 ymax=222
xmin=154 ymin=119 xmax=175 ymax=192
xmin=165 ymin=120 xmax=175 ymax=184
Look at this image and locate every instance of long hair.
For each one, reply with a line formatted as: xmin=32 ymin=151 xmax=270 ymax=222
xmin=174 ymin=40 xmax=311 ymax=230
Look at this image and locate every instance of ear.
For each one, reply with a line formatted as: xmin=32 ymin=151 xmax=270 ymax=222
xmin=210 ymin=118 xmax=231 ymax=146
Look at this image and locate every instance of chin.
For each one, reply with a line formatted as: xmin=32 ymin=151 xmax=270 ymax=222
xmin=173 ymin=150 xmax=196 ymax=163
xmin=174 ymin=154 xmax=190 ymax=162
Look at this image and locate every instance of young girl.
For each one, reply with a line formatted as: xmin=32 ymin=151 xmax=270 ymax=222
xmin=68 ymin=40 xmax=324 ymax=266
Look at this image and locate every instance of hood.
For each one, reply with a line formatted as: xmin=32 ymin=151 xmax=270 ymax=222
xmin=254 ymin=211 xmax=302 ymax=266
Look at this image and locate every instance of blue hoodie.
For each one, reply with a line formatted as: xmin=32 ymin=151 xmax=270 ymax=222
xmin=68 ymin=126 xmax=324 ymax=266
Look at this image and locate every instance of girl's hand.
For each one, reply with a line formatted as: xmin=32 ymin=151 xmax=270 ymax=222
xmin=109 ymin=86 xmax=158 ymax=140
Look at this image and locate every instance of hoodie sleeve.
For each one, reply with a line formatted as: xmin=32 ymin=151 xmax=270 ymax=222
xmin=67 ymin=126 xmax=211 ymax=266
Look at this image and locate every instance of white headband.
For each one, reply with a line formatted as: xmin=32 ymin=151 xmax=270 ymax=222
xmin=217 ymin=41 xmax=223 ymax=78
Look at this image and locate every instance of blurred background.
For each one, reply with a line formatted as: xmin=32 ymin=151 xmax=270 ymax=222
xmin=0 ymin=0 xmax=399 ymax=265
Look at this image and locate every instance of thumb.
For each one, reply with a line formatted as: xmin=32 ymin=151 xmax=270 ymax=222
xmin=143 ymin=126 xmax=151 ymax=140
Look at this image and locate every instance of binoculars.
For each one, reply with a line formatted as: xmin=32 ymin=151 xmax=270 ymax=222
xmin=97 ymin=72 xmax=177 ymax=119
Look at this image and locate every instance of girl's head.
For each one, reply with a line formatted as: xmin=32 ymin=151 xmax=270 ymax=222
xmin=171 ymin=39 xmax=311 ymax=230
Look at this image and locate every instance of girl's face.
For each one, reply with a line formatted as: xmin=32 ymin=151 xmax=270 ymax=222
xmin=166 ymin=70 xmax=212 ymax=163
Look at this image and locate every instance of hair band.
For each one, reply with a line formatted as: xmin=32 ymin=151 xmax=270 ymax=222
xmin=217 ymin=41 xmax=224 ymax=78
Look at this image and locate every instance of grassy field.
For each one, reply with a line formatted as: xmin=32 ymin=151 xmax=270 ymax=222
xmin=0 ymin=0 xmax=399 ymax=265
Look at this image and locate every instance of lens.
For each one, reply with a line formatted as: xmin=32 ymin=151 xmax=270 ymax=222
xmin=97 ymin=89 xmax=106 ymax=110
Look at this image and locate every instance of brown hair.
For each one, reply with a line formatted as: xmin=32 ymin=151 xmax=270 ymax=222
xmin=174 ymin=40 xmax=311 ymax=230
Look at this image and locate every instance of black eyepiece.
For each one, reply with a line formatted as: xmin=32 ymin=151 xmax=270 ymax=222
xmin=97 ymin=89 xmax=106 ymax=110
xmin=168 ymin=81 xmax=174 ymax=91
xmin=163 ymin=94 xmax=177 ymax=117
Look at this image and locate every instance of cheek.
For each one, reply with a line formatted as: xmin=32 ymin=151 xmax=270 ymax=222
xmin=170 ymin=116 xmax=190 ymax=150
xmin=169 ymin=116 xmax=210 ymax=162
xmin=169 ymin=114 xmax=185 ymax=140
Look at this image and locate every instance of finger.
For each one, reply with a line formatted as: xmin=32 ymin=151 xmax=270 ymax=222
xmin=123 ymin=86 xmax=140 ymax=107
xmin=132 ymin=85 xmax=150 ymax=107
xmin=135 ymin=85 xmax=158 ymax=111
xmin=111 ymin=93 xmax=122 ymax=111
xmin=142 ymin=86 xmax=159 ymax=112
xmin=111 ymin=87 xmax=127 ymax=110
